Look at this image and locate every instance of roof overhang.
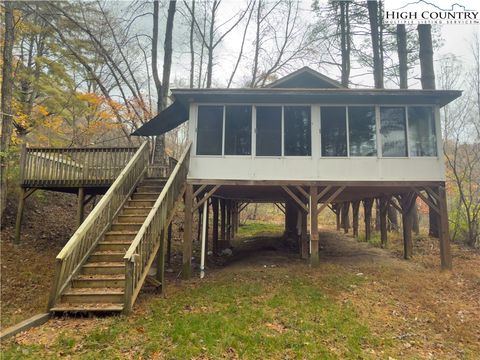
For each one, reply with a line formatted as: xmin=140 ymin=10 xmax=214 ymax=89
xmin=172 ymin=88 xmax=462 ymax=107
xmin=132 ymin=88 xmax=462 ymax=136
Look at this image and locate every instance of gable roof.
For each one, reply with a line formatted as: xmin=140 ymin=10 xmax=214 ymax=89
xmin=265 ymin=66 xmax=344 ymax=89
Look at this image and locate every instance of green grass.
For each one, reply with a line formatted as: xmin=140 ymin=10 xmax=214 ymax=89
xmin=237 ymin=221 xmax=284 ymax=238
xmin=2 ymin=269 xmax=386 ymax=360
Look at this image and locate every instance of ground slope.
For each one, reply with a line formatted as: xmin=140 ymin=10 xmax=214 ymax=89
xmin=2 ymin=226 xmax=479 ymax=359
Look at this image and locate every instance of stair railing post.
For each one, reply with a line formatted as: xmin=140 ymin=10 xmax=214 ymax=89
xmin=124 ymin=258 xmax=134 ymax=314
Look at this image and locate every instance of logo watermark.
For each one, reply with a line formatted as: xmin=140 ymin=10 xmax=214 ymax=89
xmin=383 ymin=0 xmax=480 ymax=25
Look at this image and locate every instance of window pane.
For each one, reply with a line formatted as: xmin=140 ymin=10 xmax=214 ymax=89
xmin=196 ymin=105 xmax=223 ymax=155
xmin=256 ymin=106 xmax=282 ymax=156
xmin=348 ymin=106 xmax=377 ymax=156
xmin=408 ymin=106 xmax=437 ymax=156
xmin=225 ymin=106 xmax=252 ymax=155
xmin=284 ymin=106 xmax=311 ymax=156
xmin=321 ymin=107 xmax=347 ymax=156
xmin=380 ymin=107 xmax=407 ymax=157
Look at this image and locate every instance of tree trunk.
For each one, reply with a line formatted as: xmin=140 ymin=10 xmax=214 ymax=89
xmin=418 ymin=24 xmax=439 ymax=237
xmin=189 ymin=0 xmax=195 ymax=88
xmin=206 ymin=1 xmax=217 ymax=88
xmin=1 ymin=1 xmax=15 ymax=222
xmin=367 ymin=1 xmax=383 ymax=88
xmin=161 ymin=0 xmax=176 ymax=109
xmin=418 ymin=24 xmax=436 ymax=89
xmin=396 ymin=24 xmax=408 ymax=89
xmin=339 ymin=1 xmax=350 ymax=87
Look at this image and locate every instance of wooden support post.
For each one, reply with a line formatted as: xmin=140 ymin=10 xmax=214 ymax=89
xmin=226 ymin=200 xmax=231 ymax=244
xmin=167 ymin=222 xmax=172 ymax=267
xmin=379 ymin=197 xmax=388 ymax=247
xmin=205 ymin=199 xmax=210 ymax=253
xmin=352 ymin=200 xmax=360 ymax=237
xmin=76 ymin=187 xmax=85 ymax=227
xmin=363 ymin=198 xmax=374 ymax=241
xmin=301 ymin=210 xmax=308 ymax=259
xmin=399 ymin=193 xmax=417 ymax=260
xmin=14 ymin=188 xmax=26 ymax=244
xmin=437 ymin=186 xmax=452 ymax=270
xmin=182 ymin=184 xmax=193 ymax=280
xmin=212 ymin=198 xmax=219 ymax=254
xmin=334 ymin=204 xmax=341 ymax=231
xmin=342 ymin=202 xmax=350 ymax=233
xmin=156 ymin=228 xmax=166 ymax=292
xmin=309 ymin=186 xmax=319 ymax=265
xmin=220 ymin=199 xmax=226 ymax=249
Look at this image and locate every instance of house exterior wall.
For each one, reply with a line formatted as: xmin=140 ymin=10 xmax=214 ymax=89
xmin=187 ymin=103 xmax=445 ymax=182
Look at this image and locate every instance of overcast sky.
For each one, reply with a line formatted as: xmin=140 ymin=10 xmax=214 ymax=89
xmin=129 ymin=0 xmax=479 ymax=89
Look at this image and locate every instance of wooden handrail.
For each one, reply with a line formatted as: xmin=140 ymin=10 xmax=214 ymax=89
xmin=48 ymin=141 xmax=150 ymax=309
xmin=123 ymin=142 xmax=192 ymax=313
xmin=21 ymin=146 xmax=139 ymax=187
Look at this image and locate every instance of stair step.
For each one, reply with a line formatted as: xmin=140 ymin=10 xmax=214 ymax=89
xmin=142 ymin=179 xmax=167 ymax=186
xmin=73 ymin=275 xmax=125 ymax=288
xmin=90 ymin=251 xmax=125 ymax=262
xmin=97 ymin=241 xmax=132 ymax=251
xmin=117 ymin=214 xmax=148 ymax=223
xmin=136 ymin=185 xmax=164 ymax=193
xmin=51 ymin=303 xmax=124 ymax=313
xmin=110 ymin=222 xmax=142 ymax=232
xmin=132 ymin=192 xmax=160 ymax=200
xmin=128 ymin=199 xmax=156 ymax=207
xmin=81 ymin=262 xmax=125 ymax=275
xmin=104 ymin=231 xmax=137 ymax=242
xmin=61 ymin=288 xmax=124 ymax=304
xmin=122 ymin=206 xmax=152 ymax=215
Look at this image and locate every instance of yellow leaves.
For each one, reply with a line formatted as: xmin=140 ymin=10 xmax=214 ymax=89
xmin=76 ymin=92 xmax=102 ymax=107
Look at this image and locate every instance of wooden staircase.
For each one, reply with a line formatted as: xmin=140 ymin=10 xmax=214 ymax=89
xmin=51 ymin=179 xmax=166 ymax=313
xmin=48 ymin=141 xmax=192 ymax=315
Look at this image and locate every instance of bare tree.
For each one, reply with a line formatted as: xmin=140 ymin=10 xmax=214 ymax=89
xmin=1 ymin=1 xmax=15 ymax=222
xmin=367 ymin=0 xmax=383 ymax=88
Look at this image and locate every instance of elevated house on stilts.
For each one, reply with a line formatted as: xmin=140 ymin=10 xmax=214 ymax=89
xmin=133 ymin=67 xmax=460 ymax=276
xmin=16 ymin=67 xmax=461 ymax=314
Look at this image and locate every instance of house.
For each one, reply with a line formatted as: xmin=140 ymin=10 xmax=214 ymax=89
xmin=18 ymin=67 xmax=460 ymax=313
xmin=133 ymin=67 xmax=462 ymax=275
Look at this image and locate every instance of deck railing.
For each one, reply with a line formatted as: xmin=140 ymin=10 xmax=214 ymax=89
xmin=48 ymin=141 xmax=150 ymax=309
xmin=123 ymin=142 xmax=192 ymax=313
xmin=20 ymin=146 xmax=139 ymax=187
xmin=147 ymin=157 xmax=178 ymax=178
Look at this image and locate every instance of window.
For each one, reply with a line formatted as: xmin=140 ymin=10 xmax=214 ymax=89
xmin=380 ymin=107 xmax=407 ymax=157
xmin=348 ymin=106 xmax=377 ymax=156
xmin=225 ymin=106 xmax=252 ymax=155
xmin=284 ymin=106 xmax=311 ymax=156
xmin=408 ymin=106 xmax=437 ymax=156
xmin=256 ymin=106 xmax=282 ymax=156
xmin=321 ymin=107 xmax=347 ymax=156
xmin=196 ymin=105 xmax=223 ymax=155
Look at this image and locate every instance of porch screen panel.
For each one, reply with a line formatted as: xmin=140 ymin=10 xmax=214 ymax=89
xmin=408 ymin=106 xmax=437 ymax=156
xmin=225 ymin=106 xmax=252 ymax=155
xmin=380 ymin=107 xmax=407 ymax=157
xmin=348 ymin=106 xmax=377 ymax=156
xmin=321 ymin=107 xmax=347 ymax=156
xmin=284 ymin=106 xmax=311 ymax=156
xmin=196 ymin=105 xmax=223 ymax=155
xmin=256 ymin=106 xmax=282 ymax=156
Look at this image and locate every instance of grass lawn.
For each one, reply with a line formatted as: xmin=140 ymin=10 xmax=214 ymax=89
xmin=2 ymin=228 xmax=479 ymax=359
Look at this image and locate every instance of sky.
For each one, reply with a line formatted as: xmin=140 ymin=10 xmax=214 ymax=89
xmin=129 ymin=0 xmax=479 ymax=89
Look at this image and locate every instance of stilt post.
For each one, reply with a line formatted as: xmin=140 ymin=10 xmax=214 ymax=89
xmin=212 ymin=197 xmax=219 ymax=254
xmin=352 ymin=200 xmax=360 ymax=237
xmin=182 ymin=184 xmax=193 ymax=279
xmin=363 ymin=198 xmax=374 ymax=241
xmin=379 ymin=196 xmax=388 ymax=247
xmin=438 ymin=186 xmax=452 ymax=269
xmin=309 ymin=186 xmax=319 ymax=265
xmin=76 ymin=187 xmax=85 ymax=227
